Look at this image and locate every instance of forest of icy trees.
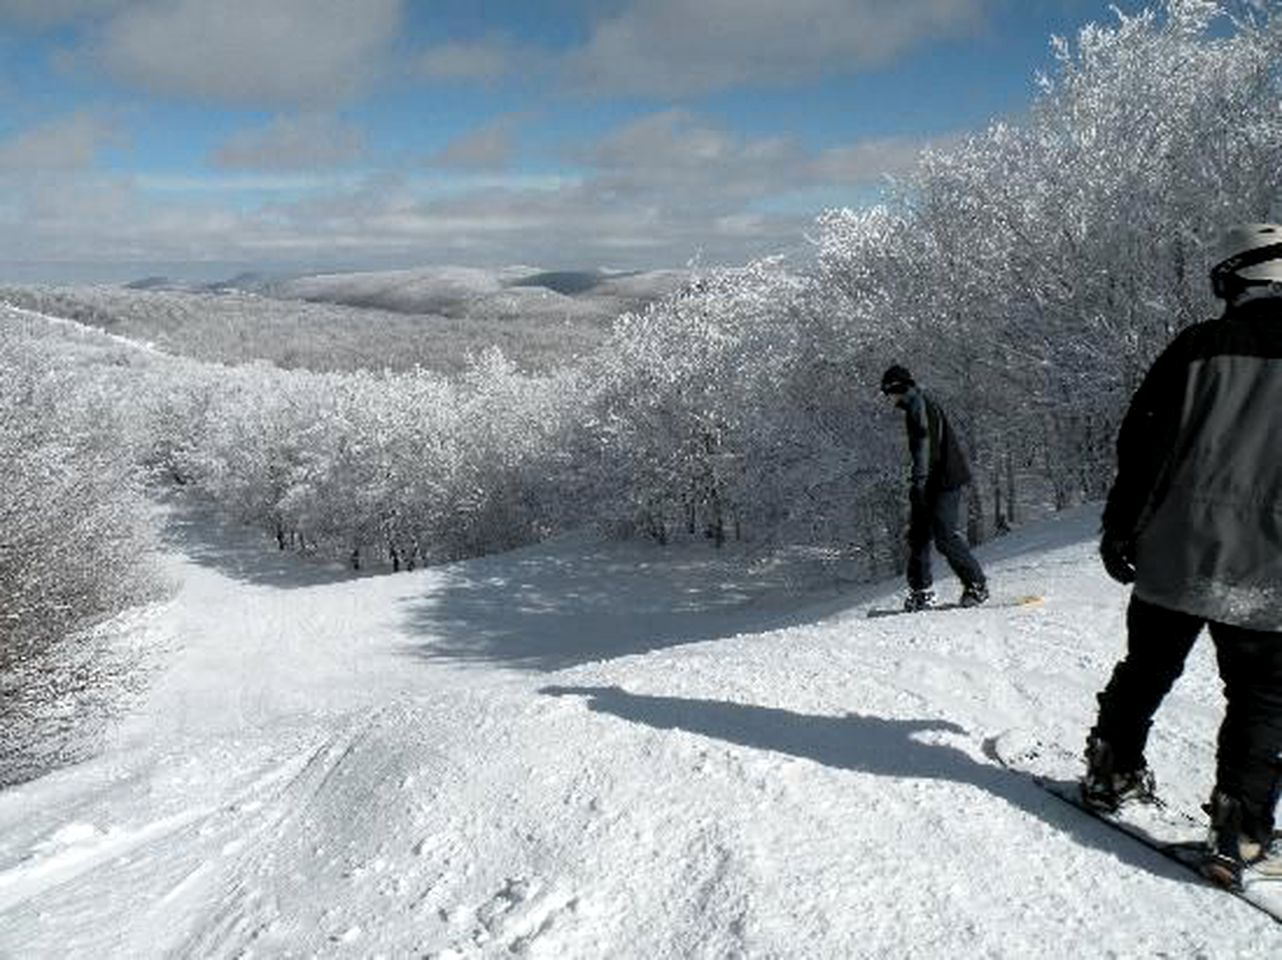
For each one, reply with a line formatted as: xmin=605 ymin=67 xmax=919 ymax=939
xmin=3 ymin=1 xmax=1281 ymax=781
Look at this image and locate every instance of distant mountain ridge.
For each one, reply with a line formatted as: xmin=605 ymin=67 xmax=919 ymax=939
xmin=124 ymin=265 xmax=692 ymax=321
xmin=0 ymin=263 xmax=699 ymax=375
xmin=260 ymin=265 xmax=691 ymax=320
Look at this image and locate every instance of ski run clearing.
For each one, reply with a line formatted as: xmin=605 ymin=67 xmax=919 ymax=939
xmin=1 ymin=500 xmax=1279 ymax=958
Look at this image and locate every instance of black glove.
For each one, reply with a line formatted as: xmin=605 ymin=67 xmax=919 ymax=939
xmin=1099 ymin=533 xmax=1136 ymax=585
xmin=906 ymin=482 xmax=930 ymax=545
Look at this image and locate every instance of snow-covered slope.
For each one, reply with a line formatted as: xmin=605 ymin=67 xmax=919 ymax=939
xmin=269 ymin=266 xmax=690 ymax=322
xmin=0 ymin=502 xmax=1276 ymax=957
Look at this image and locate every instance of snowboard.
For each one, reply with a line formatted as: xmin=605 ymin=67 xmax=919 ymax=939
xmin=1037 ymin=779 xmax=1282 ymax=921
xmin=986 ymin=734 xmax=1282 ymax=923
xmin=866 ymin=594 xmax=1043 ymax=619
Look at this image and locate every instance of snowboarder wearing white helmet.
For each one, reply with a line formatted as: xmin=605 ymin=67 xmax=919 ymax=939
xmin=1084 ymin=223 xmax=1282 ymax=888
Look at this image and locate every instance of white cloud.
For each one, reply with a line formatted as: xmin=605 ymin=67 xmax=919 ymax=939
xmin=586 ymin=109 xmax=804 ymax=207
xmin=591 ymin=110 xmax=738 ymax=169
xmin=0 ymin=112 xmax=123 ymax=171
xmin=137 ymin=172 xmax=364 ymax=193
xmin=811 ymin=133 xmax=962 ymax=183
xmin=427 ymin=115 xmax=526 ymax=171
xmin=0 ymin=0 xmax=128 ymax=28
xmin=284 ymin=117 xmax=941 ymax=264
xmin=569 ymin=0 xmax=987 ymax=96
xmin=417 ymin=38 xmax=517 ymax=83
xmin=93 ymin=0 xmax=403 ymax=106
xmin=0 ymin=158 xmax=807 ymax=275
xmin=0 ymin=106 xmax=951 ymax=277
xmin=212 ymin=115 xmax=367 ymax=171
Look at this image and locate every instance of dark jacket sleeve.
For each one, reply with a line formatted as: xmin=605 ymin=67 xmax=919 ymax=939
xmin=1101 ymin=326 xmax=1200 ymax=540
xmin=904 ymin=392 xmax=930 ymax=487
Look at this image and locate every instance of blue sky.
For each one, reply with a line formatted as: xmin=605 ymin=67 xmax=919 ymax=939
xmin=0 ymin=0 xmax=1154 ymax=282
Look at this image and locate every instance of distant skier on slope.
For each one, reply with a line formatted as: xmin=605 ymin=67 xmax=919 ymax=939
xmin=1083 ymin=223 xmax=1282 ymax=888
xmin=879 ymin=365 xmax=988 ymax=612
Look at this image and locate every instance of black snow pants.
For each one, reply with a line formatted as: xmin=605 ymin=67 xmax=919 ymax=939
xmin=906 ymin=485 xmax=985 ymax=592
xmin=1092 ymin=594 xmax=1282 ymax=838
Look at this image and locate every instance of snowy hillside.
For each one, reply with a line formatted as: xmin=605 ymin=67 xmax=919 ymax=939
xmin=267 ymin=266 xmax=691 ymax=323
xmin=0 ymin=501 xmax=1278 ymax=957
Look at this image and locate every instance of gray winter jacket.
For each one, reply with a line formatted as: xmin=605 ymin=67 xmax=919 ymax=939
xmin=1102 ymin=294 xmax=1282 ymax=630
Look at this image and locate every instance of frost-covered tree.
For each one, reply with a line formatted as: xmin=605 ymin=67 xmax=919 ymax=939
xmin=816 ymin=0 xmax=1282 ymax=534
xmin=0 ymin=316 xmax=165 ymax=786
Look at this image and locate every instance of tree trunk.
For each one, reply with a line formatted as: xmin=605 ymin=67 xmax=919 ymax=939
xmin=967 ymin=482 xmax=983 ymax=545
xmin=1005 ymin=451 xmax=1017 ymax=527
xmin=993 ymin=471 xmax=1007 ymax=536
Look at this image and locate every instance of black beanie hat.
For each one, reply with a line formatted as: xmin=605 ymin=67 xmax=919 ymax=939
xmin=880 ymin=364 xmax=915 ymax=394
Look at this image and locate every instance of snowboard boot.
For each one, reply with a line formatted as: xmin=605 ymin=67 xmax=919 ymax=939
xmin=1081 ymin=735 xmax=1157 ymax=812
xmin=1201 ymin=790 xmax=1267 ymax=890
xmin=959 ymin=581 xmax=989 ymax=608
xmin=1255 ymin=833 xmax=1282 ymax=879
xmin=903 ymin=589 xmax=936 ymax=613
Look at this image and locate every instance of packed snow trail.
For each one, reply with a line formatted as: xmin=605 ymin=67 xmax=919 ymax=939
xmin=1 ymin=501 xmax=1279 ymax=957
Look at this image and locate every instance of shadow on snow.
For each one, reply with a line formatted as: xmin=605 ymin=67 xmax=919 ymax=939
xmin=539 ymin=684 xmax=1204 ymax=888
xmin=399 ymin=538 xmax=882 ymax=671
xmin=399 ymin=506 xmax=1102 ymax=672
xmin=155 ymin=494 xmax=384 ymax=588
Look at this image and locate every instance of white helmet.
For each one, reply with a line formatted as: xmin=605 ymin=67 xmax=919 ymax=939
xmin=1210 ymin=223 xmax=1282 ymax=298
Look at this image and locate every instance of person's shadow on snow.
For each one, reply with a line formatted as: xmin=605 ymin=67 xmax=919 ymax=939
xmin=540 ymin=685 xmax=1204 ymax=887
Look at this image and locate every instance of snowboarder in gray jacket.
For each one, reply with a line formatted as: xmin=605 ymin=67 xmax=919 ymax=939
xmin=880 ymin=365 xmax=987 ymax=611
xmin=1084 ymin=223 xmax=1282 ymax=888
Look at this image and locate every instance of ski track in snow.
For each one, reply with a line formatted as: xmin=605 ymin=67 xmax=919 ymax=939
xmin=0 ymin=499 xmax=1279 ymax=957
xmin=0 ymin=303 xmax=165 ymax=354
